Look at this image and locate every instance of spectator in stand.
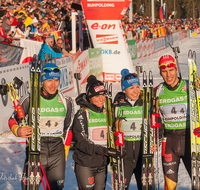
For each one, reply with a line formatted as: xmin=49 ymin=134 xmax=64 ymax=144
xmin=41 ymin=14 xmax=50 ymax=36
xmin=38 ymin=36 xmax=65 ymax=61
xmin=26 ymin=17 xmax=41 ymax=40
xmin=2 ymin=16 xmax=13 ymax=35
xmin=52 ymin=37 xmax=73 ymax=57
xmin=13 ymin=22 xmax=29 ymax=39
xmin=24 ymin=12 xmax=34 ymax=27
xmin=7 ymin=5 xmax=14 ymax=16
xmin=0 ymin=11 xmax=12 ymax=43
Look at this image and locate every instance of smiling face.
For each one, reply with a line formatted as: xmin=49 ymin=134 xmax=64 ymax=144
xmin=160 ymin=67 xmax=179 ymax=87
xmin=90 ymin=94 xmax=106 ymax=108
xmin=42 ymin=79 xmax=59 ymax=94
xmin=123 ymin=85 xmax=140 ymax=100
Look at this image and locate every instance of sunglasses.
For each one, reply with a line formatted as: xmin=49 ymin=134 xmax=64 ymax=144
xmin=43 ymin=67 xmax=60 ymax=73
xmin=58 ymin=42 xmax=62 ymax=44
xmin=158 ymin=62 xmax=176 ymax=69
xmin=122 ymin=73 xmax=137 ymax=81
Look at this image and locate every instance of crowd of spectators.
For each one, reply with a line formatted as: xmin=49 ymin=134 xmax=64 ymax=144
xmin=0 ymin=0 xmax=199 ymax=52
xmin=122 ymin=12 xmax=200 ymax=40
xmin=0 ymin=0 xmax=85 ymax=54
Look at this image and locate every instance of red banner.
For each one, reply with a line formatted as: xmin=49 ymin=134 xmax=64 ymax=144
xmin=82 ymin=0 xmax=131 ymax=20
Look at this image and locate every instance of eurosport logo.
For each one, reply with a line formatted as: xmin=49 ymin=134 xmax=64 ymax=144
xmin=96 ymin=34 xmax=118 ymax=44
xmin=102 ymin=49 xmax=120 ymax=55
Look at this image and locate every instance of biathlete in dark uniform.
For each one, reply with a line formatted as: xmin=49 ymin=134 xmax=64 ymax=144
xmin=155 ymin=55 xmax=191 ymax=190
xmin=8 ymin=63 xmax=74 ymax=190
xmin=72 ymin=75 xmax=125 ymax=190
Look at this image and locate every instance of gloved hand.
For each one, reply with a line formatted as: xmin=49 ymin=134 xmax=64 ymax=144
xmin=103 ymin=148 xmax=126 ymax=159
xmin=194 ymin=127 xmax=200 ymax=137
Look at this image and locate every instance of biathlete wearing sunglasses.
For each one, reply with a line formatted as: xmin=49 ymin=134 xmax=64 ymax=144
xmin=155 ymin=55 xmax=191 ymax=190
xmin=8 ymin=63 xmax=74 ymax=190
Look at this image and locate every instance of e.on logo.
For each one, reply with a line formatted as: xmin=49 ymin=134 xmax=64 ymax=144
xmin=91 ymin=22 xmax=116 ymax=30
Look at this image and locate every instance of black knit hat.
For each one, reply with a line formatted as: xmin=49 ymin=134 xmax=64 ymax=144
xmin=86 ymin=75 xmax=106 ymax=98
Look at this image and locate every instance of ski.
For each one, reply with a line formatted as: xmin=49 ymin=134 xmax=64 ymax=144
xmin=105 ymin=82 xmax=125 ymax=190
xmin=148 ymin=71 xmax=155 ymax=190
xmin=105 ymin=82 xmax=118 ymax=190
xmin=191 ymin=50 xmax=200 ymax=190
xmin=141 ymin=71 xmax=155 ymax=190
xmin=188 ymin=49 xmax=198 ymax=190
xmin=28 ymin=55 xmax=41 ymax=190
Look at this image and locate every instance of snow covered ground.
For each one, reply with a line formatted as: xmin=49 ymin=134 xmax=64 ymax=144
xmin=1 ymin=35 xmax=200 ymax=190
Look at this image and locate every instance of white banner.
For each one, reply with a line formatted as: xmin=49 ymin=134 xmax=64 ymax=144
xmin=20 ymin=39 xmax=42 ymax=64
xmin=87 ymin=20 xmax=133 ymax=82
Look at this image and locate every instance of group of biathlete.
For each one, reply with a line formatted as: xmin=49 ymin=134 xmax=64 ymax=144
xmin=8 ymin=54 xmax=198 ymax=190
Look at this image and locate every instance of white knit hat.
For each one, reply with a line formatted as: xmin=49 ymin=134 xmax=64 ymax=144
xmin=32 ymin=17 xmax=38 ymax=24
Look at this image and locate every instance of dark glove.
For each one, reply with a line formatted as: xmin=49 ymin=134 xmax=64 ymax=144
xmin=103 ymin=148 xmax=126 ymax=159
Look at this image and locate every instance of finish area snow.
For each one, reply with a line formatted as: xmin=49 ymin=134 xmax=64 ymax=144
xmin=1 ymin=35 xmax=200 ymax=190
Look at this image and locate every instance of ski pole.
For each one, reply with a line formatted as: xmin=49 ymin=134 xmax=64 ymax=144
xmin=119 ymin=118 xmax=125 ymax=190
xmin=74 ymin=73 xmax=81 ymax=95
xmin=169 ymin=43 xmax=182 ymax=80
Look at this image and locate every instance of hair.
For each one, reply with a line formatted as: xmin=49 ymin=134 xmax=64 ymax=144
xmin=14 ymin=12 xmax=18 ymax=17
xmin=45 ymin=36 xmax=53 ymax=43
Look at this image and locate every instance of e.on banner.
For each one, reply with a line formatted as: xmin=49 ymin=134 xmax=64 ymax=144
xmin=82 ymin=0 xmax=134 ymax=82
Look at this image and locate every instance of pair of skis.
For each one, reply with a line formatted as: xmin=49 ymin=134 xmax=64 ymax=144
xmin=6 ymin=55 xmax=50 ymax=190
xmin=188 ymin=50 xmax=200 ymax=190
xmin=105 ymin=82 xmax=125 ymax=190
xmin=142 ymin=71 xmax=159 ymax=190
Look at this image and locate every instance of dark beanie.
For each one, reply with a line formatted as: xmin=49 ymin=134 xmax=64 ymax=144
xmin=86 ymin=75 xmax=106 ymax=98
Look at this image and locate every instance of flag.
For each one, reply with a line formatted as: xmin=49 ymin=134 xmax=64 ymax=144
xmin=159 ymin=3 xmax=165 ymax=21
xmin=53 ymin=30 xmax=61 ymax=42
xmin=169 ymin=11 xmax=177 ymax=19
xmin=139 ymin=4 xmax=144 ymax=15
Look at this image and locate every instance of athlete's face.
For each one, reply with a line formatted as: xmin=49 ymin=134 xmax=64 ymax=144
xmin=90 ymin=94 xmax=106 ymax=108
xmin=123 ymin=85 xmax=140 ymax=100
xmin=160 ymin=67 xmax=179 ymax=87
xmin=42 ymin=79 xmax=59 ymax=94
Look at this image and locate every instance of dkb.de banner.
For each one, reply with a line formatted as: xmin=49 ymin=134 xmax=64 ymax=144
xmin=82 ymin=0 xmax=134 ymax=82
xmin=0 ymin=42 xmax=23 ymax=67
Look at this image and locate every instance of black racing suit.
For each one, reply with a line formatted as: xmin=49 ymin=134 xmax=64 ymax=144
xmin=113 ymin=92 xmax=143 ymax=190
xmin=155 ymin=79 xmax=191 ymax=190
xmin=72 ymin=93 xmax=109 ymax=190
xmin=8 ymin=88 xmax=74 ymax=190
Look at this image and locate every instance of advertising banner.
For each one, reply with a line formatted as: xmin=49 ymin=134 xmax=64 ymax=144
xmin=164 ymin=35 xmax=173 ymax=48
xmin=179 ymin=30 xmax=187 ymax=41
xmin=73 ymin=50 xmax=90 ymax=87
xmin=127 ymin=39 xmax=137 ymax=60
xmin=172 ymin=32 xmax=179 ymax=46
xmin=154 ymin=37 xmax=165 ymax=53
xmin=88 ymin=48 xmax=103 ymax=79
xmin=82 ymin=0 xmax=134 ymax=82
xmin=136 ymin=39 xmax=154 ymax=59
xmin=0 ymin=42 xmax=23 ymax=67
xmin=20 ymin=39 xmax=42 ymax=64
xmin=56 ymin=57 xmax=74 ymax=95
xmin=0 ymin=63 xmax=30 ymax=134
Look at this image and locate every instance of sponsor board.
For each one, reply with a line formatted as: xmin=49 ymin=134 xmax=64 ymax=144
xmin=96 ymin=34 xmax=118 ymax=44
xmin=0 ymin=63 xmax=30 ymax=134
